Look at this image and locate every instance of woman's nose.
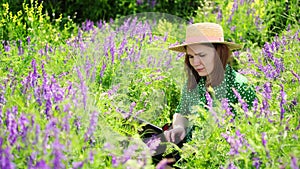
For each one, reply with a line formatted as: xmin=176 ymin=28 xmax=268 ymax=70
xmin=192 ymin=56 xmax=202 ymax=65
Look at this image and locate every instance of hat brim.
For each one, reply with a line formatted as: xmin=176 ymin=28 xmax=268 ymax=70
xmin=168 ymin=42 xmax=242 ymax=52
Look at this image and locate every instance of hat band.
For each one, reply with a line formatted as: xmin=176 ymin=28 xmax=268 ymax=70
xmin=186 ymin=36 xmax=224 ymax=44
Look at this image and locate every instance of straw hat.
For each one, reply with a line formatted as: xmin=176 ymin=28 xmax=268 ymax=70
xmin=168 ymin=22 xmax=242 ymax=52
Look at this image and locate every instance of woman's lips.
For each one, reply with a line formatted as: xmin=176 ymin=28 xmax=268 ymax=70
xmin=196 ymin=68 xmax=205 ymax=72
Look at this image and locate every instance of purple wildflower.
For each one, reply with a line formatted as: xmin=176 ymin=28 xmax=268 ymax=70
xmin=4 ymin=43 xmax=10 ymax=52
xmin=221 ymin=98 xmax=234 ymax=121
xmin=111 ymin=154 xmax=119 ymax=167
xmin=84 ymin=111 xmax=99 ymax=142
xmin=291 ymin=70 xmax=300 ymax=84
xmin=145 ymin=136 xmax=161 ymax=155
xmin=0 ymin=85 xmax=6 ymax=105
xmin=230 ymin=26 xmax=236 ymax=32
xmin=217 ymin=7 xmax=222 ymax=21
xmin=107 ymin=84 xmax=120 ymax=97
xmin=129 ymin=102 xmax=136 ymax=114
xmin=136 ymin=0 xmax=143 ymax=5
xmin=149 ymin=0 xmax=156 ymax=8
xmin=232 ymin=88 xmax=249 ymax=114
xmin=34 ymin=87 xmax=42 ymax=106
xmin=72 ymin=161 xmax=84 ymax=169
xmin=188 ymin=18 xmax=194 ymax=24
xmin=89 ymin=150 xmax=94 ymax=163
xmin=110 ymin=43 xmax=115 ymax=64
xmin=76 ymin=67 xmax=87 ymax=109
xmin=121 ymin=144 xmax=138 ymax=164
xmin=262 ymin=42 xmax=274 ymax=60
xmin=6 ymin=109 xmax=18 ymax=146
xmin=45 ymin=99 xmax=52 ymax=119
xmin=100 ymin=62 xmax=107 ymax=78
xmin=252 ymin=157 xmax=261 ymax=169
xmin=97 ymin=20 xmax=103 ymax=29
xmin=33 ymin=124 xmax=40 ymax=145
xmin=291 ymin=156 xmax=299 ymax=169
xmin=1 ymin=147 xmax=15 ymax=169
xmin=52 ymin=139 xmax=66 ymax=169
xmin=274 ymin=58 xmax=285 ymax=73
xmin=205 ymin=91 xmax=213 ymax=108
xmin=74 ymin=116 xmax=81 ymax=132
xmin=82 ymin=19 xmax=94 ymax=32
xmin=0 ymin=109 xmax=2 ymax=125
xmin=27 ymin=36 xmax=31 ymax=45
xmin=227 ymin=162 xmax=238 ymax=169
xmin=222 ymin=131 xmax=245 ymax=156
xmin=62 ymin=112 xmax=71 ymax=133
xmin=35 ymin=159 xmax=51 ymax=169
xmin=261 ymin=132 xmax=267 ymax=147
xmin=279 ymin=84 xmax=287 ymax=122
xmin=18 ymin=114 xmax=29 ymax=141
xmin=118 ymin=37 xmax=127 ymax=56
xmin=252 ymin=98 xmax=258 ymax=115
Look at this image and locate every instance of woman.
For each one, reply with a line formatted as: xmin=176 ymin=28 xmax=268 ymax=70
xmin=164 ymin=22 xmax=256 ymax=144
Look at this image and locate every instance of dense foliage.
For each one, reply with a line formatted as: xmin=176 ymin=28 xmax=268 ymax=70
xmin=0 ymin=0 xmax=299 ymax=169
xmin=2 ymin=0 xmax=202 ymax=27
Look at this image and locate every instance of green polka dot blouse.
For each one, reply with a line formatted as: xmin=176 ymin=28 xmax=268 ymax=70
xmin=175 ymin=64 xmax=257 ymax=141
xmin=176 ymin=64 xmax=256 ymax=115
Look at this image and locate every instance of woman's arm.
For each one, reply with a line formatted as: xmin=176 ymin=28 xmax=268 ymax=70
xmin=172 ymin=113 xmax=188 ymax=129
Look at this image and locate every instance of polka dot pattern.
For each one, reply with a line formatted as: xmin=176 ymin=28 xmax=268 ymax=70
xmin=175 ymin=65 xmax=256 ymax=115
xmin=175 ymin=65 xmax=257 ymax=141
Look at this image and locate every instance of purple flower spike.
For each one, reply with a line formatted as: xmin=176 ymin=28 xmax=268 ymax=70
xmin=252 ymin=98 xmax=258 ymax=115
xmin=217 ymin=7 xmax=222 ymax=21
xmin=72 ymin=161 xmax=84 ymax=169
xmin=27 ymin=36 xmax=31 ymax=45
xmin=35 ymin=159 xmax=51 ymax=169
xmin=291 ymin=156 xmax=299 ymax=169
xmin=291 ymin=70 xmax=300 ymax=84
xmin=89 ymin=150 xmax=94 ymax=163
xmin=232 ymin=88 xmax=248 ymax=114
xmin=6 ymin=109 xmax=18 ymax=146
xmin=136 ymin=0 xmax=143 ymax=5
xmin=121 ymin=144 xmax=138 ymax=164
xmin=76 ymin=67 xmax=87 ymax=109
xmin=2 ymin=147 xmax=15 ymax=169
xmin=18 ymin=114 xmax=29 ymax=141
xmin=145 ymin=136 xmax=161 ymax=155
xmin=205 ymin=92 xmax=213 ymax=108
xmin=252 ymin=157 xmax=261 ymax=169
xmin=52 ymin=139 xmax=66 ymax=169
xmin=279 ymin=84 xmax=287 ymax=122
xmin=227 ymin=162 xmax=238 ymax=169
xmin=84 ymin=111 xmax=99 ymax=142
xmin=221 ymin=98 xmax=233 ymax=117
xmin=100 ymin=62 xmax=107 ymax=78
xmin=261 ymin=132 xmax=267 ymax=147
xmin=4 ymin=42 xmax=10 ymax=52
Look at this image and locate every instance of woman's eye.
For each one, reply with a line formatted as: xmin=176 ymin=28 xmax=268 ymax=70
xmin=188 ymin=54 xmax=194 ymax=58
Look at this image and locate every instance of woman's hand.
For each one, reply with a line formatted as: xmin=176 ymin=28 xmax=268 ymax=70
xmin=164 ymin=125 xmax=186 ymax=143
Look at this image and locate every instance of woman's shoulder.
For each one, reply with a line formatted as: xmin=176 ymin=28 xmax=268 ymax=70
xmin=227 ymin=65 xmax=249 ymax=84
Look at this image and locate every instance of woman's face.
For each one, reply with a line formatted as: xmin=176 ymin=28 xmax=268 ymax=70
xmin=187 ymin=44 xmax=216 ymax=77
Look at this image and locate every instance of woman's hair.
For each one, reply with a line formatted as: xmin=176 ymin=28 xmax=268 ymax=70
xmin=184 ymin=43 xmax=231 ymax=90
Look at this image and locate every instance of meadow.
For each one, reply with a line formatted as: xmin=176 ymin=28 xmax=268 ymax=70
xmin=0 ymin=0 xmax=299 ymax=169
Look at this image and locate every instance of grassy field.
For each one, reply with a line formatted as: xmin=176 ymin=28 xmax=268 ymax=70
xmin=0 ymin=0 xmax=299 ymax=169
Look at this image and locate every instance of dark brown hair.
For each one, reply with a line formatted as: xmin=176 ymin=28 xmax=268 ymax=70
xmin=184 ymin=43 xmax=232 ymax=90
